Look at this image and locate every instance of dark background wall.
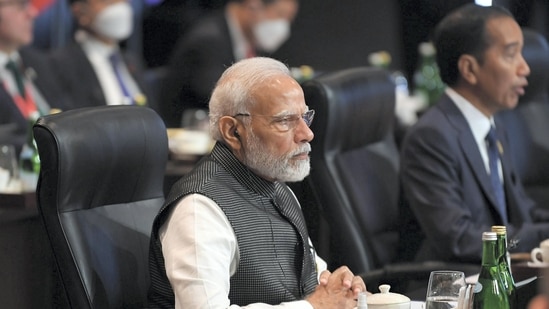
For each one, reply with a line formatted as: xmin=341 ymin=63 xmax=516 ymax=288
xmin=271 ymin=0 xmax=404 ymax=73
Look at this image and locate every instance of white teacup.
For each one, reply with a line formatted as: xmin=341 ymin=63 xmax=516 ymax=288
xmin=531 ymin=239 xmax=549 ymax=265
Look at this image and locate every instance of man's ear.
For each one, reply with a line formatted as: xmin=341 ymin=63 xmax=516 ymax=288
xmin=219 ymin=116 xmax=243 ymax=151
xmin=458 ymin=54 xmax=480 ymax=85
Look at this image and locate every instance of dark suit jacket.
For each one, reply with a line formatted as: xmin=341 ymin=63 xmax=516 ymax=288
xmin=0 ymin=47 xmax=70 ymax=153
xmin=400 ymin=94 xmax=549 ymax=263
xmin=50 ymin=41 xmax=151 ymax=110
xmin=159 ymin=10 xmax=236 ymax=127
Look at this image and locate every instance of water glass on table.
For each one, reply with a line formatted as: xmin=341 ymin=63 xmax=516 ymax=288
xmin=425 ymin=271 xmax=466 ymax=309
xmin=0 ymin=144 xmax=22 ymax=193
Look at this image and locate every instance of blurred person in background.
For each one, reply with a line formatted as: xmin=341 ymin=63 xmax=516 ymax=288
xmin=400 ymin=4 xmax=549 ymax=263
xmin=50 ymin=0 xmax=152 ymax=109
xmin=159 ymin=0 xmax=299 ymax=128
xmin=0 ymin=0 xmax=69 ymax=153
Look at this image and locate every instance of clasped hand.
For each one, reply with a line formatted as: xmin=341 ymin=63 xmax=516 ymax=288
xmin=306 ymin=266 xmax=367 ymax=309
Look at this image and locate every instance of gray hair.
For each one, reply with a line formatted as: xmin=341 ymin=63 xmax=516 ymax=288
xmin=208 ymin=57 xmax=291 ymax=141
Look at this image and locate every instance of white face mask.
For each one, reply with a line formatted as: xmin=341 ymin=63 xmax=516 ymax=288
xmin=253 ymin=19 xmax=290 ymax=53
xmin=91 ymin=2 xmax=134 ymax=42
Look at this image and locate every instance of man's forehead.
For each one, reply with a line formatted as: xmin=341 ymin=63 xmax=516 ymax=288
xmin=252 ymin=77 xmax=305 ymax=113
xmin=252 ymin=74 xmax=300 ymax=95
xmin=485 ymin=17 xmax=522 ymax=48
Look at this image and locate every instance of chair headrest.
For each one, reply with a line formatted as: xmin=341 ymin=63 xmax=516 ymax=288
xmin=521 ymin=28 xmax=549 ymax=104
xmin=302 ymin=67 xmax=395 ymax=154
xmin=34 ymin=106 xmax=168 ymax=211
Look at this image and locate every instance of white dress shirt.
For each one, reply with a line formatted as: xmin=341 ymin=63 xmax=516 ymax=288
xmin=160 ymin=193 xmax=327 ymax=309
xmin=75 ymin=30 xmax=141 ymax=106
xmin=446 ymin=87 xmax=503 ymax=181
xmin=0 ymin=52 xmax=21 ymax=98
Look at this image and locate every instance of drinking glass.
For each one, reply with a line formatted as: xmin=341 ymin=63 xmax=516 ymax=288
xmin=181 ymin=108 xmax=209 ymax=131
xmin=0 ymin=144 xmax=20 ymax=192
xmin=425 ymin=270 xmax=466 ymax=309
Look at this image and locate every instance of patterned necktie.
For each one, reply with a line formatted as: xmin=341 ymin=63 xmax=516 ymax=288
xmin=108 ymin=52 xmax=133 ymax=104
xmin=6 ymin=59 xmax=25 ymax=98
xmin=486 ymin=126 xmax=508 ymax=224
xmin=274 ymin=182 xmax=317 ymax=296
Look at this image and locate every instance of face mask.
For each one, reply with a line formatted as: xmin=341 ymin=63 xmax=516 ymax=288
xmin=253 ymin=19 xmax=290 ymax=53
xmin=91 ymin=2 xmax=134 ymax=41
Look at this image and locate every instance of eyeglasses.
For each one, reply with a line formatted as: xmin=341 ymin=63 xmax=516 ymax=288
xmin=0 ymin=0 xmax=31 ymax=10
xmin=234 ymin=109 xmax=315 ymax=132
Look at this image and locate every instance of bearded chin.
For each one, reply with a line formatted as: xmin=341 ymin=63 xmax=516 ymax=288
xmin=242 ymin=134 xmax=311 ymax=182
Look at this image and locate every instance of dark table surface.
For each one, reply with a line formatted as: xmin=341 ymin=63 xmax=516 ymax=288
xmin=0 ymin=206 xmax=68 ymax=308
xmin=0 ymin=158 xmax=197 ymax=308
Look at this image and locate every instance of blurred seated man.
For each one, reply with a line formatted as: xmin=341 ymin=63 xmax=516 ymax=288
xmin=148 ymin=57 xmax=366 ymax=308
xmin=50 ymin=0 xmax=151 ymax=109
xmin=159 ymin=0 xmax=298 ymax=128
xmin=0 ymin=0 xmax=69 ymax=153
xmin=400 ymin=4 xmax=549 ymax=263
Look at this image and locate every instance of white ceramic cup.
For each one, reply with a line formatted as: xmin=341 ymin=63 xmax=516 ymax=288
xmin=531 ymin=239 xmax=549 ymax=264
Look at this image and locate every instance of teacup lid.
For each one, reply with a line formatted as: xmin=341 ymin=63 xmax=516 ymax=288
xmin=367 ymin=284 xmax=411 ymax=305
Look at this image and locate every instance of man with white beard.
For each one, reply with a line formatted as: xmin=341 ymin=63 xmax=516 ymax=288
xmin=148 ymin=57 xmax=366 ymax=309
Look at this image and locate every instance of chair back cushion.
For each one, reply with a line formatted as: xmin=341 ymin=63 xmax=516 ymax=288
xmin=34 ymin=106 xmax=168 ymax=308
xmin=302 ymin=67 xmax=400 ymax=273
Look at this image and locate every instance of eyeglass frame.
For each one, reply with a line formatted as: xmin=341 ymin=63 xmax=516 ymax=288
xmin=233 ymin=109 xmax=315 ymax=132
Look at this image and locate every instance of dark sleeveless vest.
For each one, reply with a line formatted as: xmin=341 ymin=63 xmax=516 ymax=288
xmin=148 ymin=142 xmax=318 ymax=307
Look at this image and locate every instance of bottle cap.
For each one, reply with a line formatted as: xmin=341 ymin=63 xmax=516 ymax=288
xmin=491 ymin=225 xmax=506 ymax=235
xmin=482 ymin=231 xmax=497 ymax=241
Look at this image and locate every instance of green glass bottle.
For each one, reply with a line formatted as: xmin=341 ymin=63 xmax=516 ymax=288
xmin=473 ymin=231 xmax=509 ymax=309
xmin=19 ymin=111 xmax=40 ymax=191
xmin=492 ymin=226 xmax=517 ymax=309
xmin=413 ymin=42 xmax=445 ymax=108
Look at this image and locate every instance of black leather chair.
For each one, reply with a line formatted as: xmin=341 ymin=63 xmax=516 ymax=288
xmin=499 ymin=28 xmax=549 ymax=209
xmin=298 ymin=67 xmax=477 ymax=294
xmin=33 ymin=106 xmax=168 ymax=308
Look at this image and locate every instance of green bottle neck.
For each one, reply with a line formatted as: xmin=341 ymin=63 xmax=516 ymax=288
xmin=481 ymin=240 xmax=499 ymax=266
xmin=496 ymin=234 xmax=507 ymax=260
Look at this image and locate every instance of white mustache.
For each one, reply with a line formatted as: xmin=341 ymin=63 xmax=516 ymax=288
xmin=290 ymin=143 xmax=311 ymax=157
